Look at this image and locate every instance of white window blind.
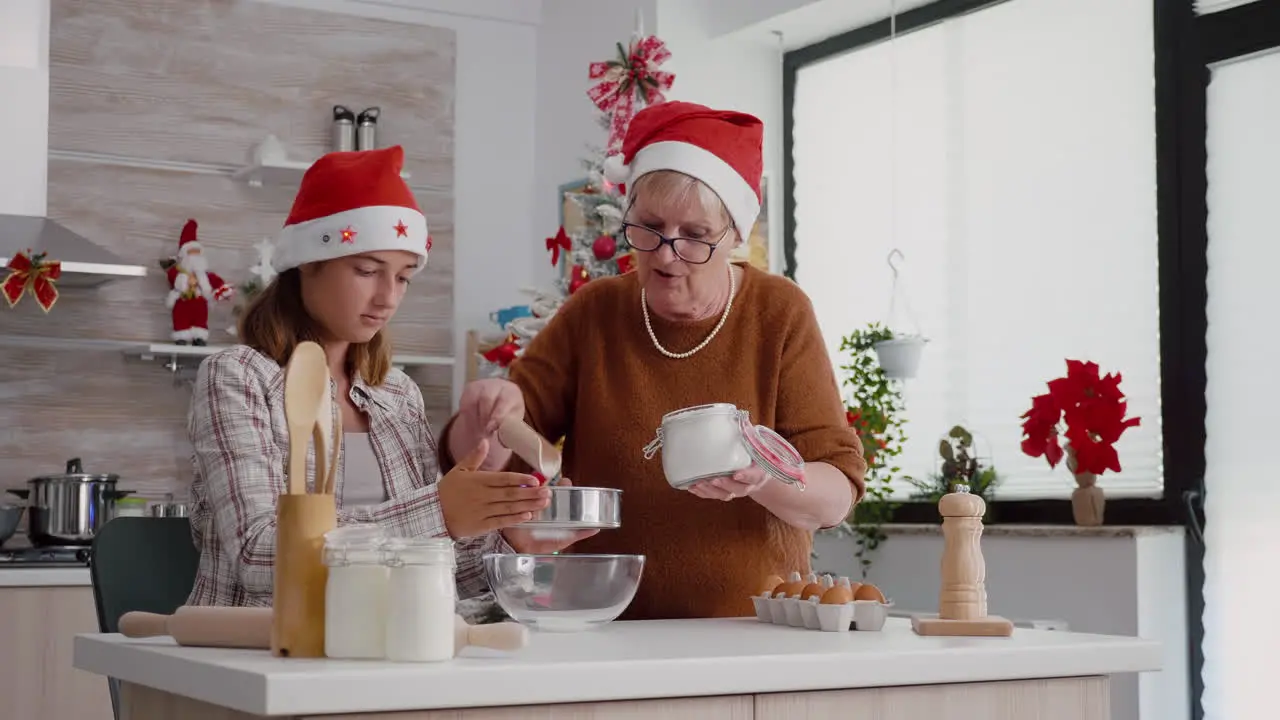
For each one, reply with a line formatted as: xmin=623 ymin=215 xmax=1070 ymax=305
xmin=1201 ymin=46 xmax=1280 ymax=720
xmin=792 ymin=0 xmax=1164 ymax=500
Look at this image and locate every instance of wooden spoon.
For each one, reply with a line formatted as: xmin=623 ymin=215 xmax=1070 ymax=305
xmin=283 ymin=341 xmax=329 ymax=495
xmin=497 ymin=417 xmax=562 ymax=485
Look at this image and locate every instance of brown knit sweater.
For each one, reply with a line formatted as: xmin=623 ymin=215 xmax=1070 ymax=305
xmin=504 ymin=263 xmax=865 ymax=620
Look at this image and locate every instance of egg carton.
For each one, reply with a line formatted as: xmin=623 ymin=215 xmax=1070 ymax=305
xmin=750 ymin=593 xmax=895 ymax=632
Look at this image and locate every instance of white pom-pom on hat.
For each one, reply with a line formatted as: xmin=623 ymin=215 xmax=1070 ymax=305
xmin=603 ymin=154 xmax=631 ymax=187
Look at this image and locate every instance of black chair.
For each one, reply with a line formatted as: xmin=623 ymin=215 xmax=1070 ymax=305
xmin=89 ymin=517 xmax=200 ymax=720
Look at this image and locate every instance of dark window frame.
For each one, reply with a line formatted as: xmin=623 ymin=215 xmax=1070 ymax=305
xmin=781 ymin=0 xmax=1193 ymax=527
xmin=784 ymin=2 xmax=1280 ymax=717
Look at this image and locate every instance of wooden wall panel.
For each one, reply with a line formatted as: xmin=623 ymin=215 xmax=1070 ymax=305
xmin=48 ymin=0 xmax=456 ymax=189
xmin=0 ymin=0 xmax=457 ymax=503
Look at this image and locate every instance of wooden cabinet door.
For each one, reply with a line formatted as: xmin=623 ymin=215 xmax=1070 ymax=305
xmin=0 ymin=586 xmax=113 ymax=720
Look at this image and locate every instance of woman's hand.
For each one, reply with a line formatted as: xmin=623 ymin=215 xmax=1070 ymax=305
xmin=438 ymin=439 xmax=549 ymax=538
xmin=449 ymin=379 xmax=525 ymax=471
xmin=457 ymin=378 xmax=525 ymax=437
xmin=500 ymin=478 xmax=598 ymax=553
xmin=688 ymin=465 xmax=772 ymax=501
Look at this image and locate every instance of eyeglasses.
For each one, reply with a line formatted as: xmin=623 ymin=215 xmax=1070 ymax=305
xmin=621 ymin=222 xmax=728 ymax=265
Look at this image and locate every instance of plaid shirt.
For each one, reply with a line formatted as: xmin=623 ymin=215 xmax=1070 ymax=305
xmin=185 ymin=345 xmax=508 ymax=607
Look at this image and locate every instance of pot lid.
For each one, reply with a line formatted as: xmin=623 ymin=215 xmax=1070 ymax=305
xmin=30 ymin=457 xmax=119 ymax=483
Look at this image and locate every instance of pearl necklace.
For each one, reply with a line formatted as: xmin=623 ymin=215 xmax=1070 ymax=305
xmin=641 ymin=264 xmax=737 ymax=359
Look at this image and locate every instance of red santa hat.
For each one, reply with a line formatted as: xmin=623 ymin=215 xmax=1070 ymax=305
xmin=177 ymin=219 xmax=200 ymax=256
xmin=602 ymin=101 xmax=764 ymax=238
xmin=272 ymin=145 xmax=430 ymax=274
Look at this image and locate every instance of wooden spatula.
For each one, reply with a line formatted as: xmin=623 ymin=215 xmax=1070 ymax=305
xmin=314 ymin=381 xmax=334 ymax=495
xmin=282 ymin=341 xmax=328 ymax=495
xmin=323 ymin=406 xmax=343 ymax=496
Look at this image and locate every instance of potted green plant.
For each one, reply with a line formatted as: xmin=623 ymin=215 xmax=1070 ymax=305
xmin=822 ymin=322 xmax=910 ymax=578
xmin=872 ymin=332 xmax=928 ymax=380
xmin=906 ymin=425 xmax=999 ymax=519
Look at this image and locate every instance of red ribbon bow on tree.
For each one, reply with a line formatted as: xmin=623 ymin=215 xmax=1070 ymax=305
xmin=588 ymin=34 xmax=675 ymax=154
xmin=2 ymin=250 xmax=62 ymax=313
xmin=546 ymin=226 xmax=572 ymax=266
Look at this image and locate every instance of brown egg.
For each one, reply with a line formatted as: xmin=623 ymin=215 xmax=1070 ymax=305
xmin=759 ymin=574 xmax=785 ymax=596
xmin=776 ymin=581 xmax=804 ymax=597
xmin=854 ymin=583 xmax=886 ymax=603
xmin=800 ymin=582 xmax=826 ymax=600
xmin=820 ymin=584 xmax=853 ymax=605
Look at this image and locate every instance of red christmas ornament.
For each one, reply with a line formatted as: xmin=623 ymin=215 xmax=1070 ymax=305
xmin=592 ymin=234 xmax=617 ymax=261
xmin=616 ymin=252 xmax=637 ymax=274
xmin=568 ymin=264 xmax=591 ymax=295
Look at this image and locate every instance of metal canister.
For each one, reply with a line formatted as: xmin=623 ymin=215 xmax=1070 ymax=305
xmin=148 ymin=493 xmax=189 ymax=518
xmin=356 ymin=107 xmax=380 ymax=151
xmin=332 ymin=105 xmax=356 ymax=152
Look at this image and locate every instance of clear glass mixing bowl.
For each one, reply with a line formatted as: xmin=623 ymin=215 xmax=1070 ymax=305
xmin=482 ymin=553 xmax=645 ymax=632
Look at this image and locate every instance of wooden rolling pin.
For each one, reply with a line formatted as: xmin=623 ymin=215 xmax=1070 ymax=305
xmin=119 ymin=606 xmax=530 ymax=656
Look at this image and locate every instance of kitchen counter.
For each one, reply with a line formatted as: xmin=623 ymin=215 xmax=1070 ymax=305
xmin=75 ymin=616 xmax=1161 ymax=719
xmin=0 ymin=566 xmax=91 ymax=587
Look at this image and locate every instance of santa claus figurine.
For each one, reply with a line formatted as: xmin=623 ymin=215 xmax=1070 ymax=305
xmin=165 ymin=219 xmax=235 ymax=345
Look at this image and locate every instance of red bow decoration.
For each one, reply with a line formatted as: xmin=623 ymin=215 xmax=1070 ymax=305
xmin=482 ymin=333 xmax=522 ymax=368
xmin=546 ymin=226 xmax=572 ymax=266
xmin=3 ymin=250 xmax=62 ymax=313
xmin=588 ymin=34 xmax=675 ymax=154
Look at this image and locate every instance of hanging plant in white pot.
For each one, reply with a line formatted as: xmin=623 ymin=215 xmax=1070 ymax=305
xmin=873 ymin=249 xmax=928 ymax=380
xmin=873 ymin=334 xmax=927 ymax=379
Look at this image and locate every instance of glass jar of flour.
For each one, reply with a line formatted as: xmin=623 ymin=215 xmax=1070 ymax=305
xmin=642 ymin=403 xmax=807 ymax=490
xmin=322 ymin=524 xmax=389 ymax=659
xmin=383 ymin=537 xmax=456 ymax=663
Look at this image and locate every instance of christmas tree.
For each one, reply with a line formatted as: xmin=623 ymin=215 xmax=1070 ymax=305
xmin=477 ymin=28 xmax=675 ymax=377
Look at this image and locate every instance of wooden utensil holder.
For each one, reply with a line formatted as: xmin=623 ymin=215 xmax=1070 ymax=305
xmin=271 ymin=493 xmax=336 ymax=658
xmin=911 ymin=487 xmax=1014 ymax=637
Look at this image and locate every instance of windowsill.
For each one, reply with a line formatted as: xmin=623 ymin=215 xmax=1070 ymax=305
xmin=878 ymin=523 xmax=1185 ymax=538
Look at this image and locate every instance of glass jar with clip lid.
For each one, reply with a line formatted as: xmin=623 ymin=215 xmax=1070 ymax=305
xmin=642 ymin=403 xmax=807 ymax=491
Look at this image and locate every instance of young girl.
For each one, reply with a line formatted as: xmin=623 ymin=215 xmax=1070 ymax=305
xmin=185 ymin=146 xmax=590 ymax=607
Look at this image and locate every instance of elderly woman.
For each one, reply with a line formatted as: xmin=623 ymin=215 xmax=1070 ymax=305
xmin=185 ymin=147 xmax=584 ymax=608
xmin=443 ymin=102 xmax=866 ymax=620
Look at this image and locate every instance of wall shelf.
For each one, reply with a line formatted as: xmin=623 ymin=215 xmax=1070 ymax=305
xmin=48 ymin=147 xmax=428 ymax=191
xmin=0 ymin=335 xmax=452 ymax=373
xmin=232 ymin=136 xmax=412 ymax=188
xmin=125 ymin=342 xmax=452 ymax=372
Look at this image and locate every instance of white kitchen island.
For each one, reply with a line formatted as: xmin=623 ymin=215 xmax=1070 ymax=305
xmin=74 ymin=616 xmax=1161 ymax=720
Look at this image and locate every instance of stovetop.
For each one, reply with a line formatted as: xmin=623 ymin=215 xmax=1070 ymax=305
xmin=0 ymin=545 xmax=92 ymax=567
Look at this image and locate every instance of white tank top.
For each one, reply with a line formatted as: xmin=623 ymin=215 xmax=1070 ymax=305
xmin=341 ymin=433 xmax=389 ymax=507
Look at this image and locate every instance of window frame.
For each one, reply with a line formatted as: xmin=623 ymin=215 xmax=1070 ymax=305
xmin=781 ymin=0 xmax=1195 ymax=527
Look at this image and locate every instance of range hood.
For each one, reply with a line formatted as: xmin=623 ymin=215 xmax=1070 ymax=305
xmin=0 ymin=214 xmax=148 ymax=288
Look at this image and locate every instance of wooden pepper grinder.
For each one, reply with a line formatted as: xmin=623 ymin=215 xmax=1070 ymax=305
xmin=911 ymin=485 xmax=1014 ymax=637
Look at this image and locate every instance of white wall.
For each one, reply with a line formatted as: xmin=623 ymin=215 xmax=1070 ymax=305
xmin=532 ymin=0 xmax=657 ymax=289
xmin=815 ymin=529 xmax=1189 ymax=720
xmin=655 ymin=1 xmax=785 ymax=270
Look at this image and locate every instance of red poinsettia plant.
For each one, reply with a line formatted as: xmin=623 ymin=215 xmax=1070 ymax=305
xmin=1020 ymin=360 xmax=1142 ymax=477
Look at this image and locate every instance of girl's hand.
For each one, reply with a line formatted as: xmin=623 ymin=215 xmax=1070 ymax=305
xmin=501 ymin=478 xmax=599 ymax=552
xmin=688 ymin=465 xmax=771 ymax=501
xmin=438 ymin=439 xmax=548 ymax=538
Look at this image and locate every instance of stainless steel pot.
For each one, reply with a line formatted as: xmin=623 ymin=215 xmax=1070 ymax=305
xmin=6 ymin=458 xmax=134 ymax=546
